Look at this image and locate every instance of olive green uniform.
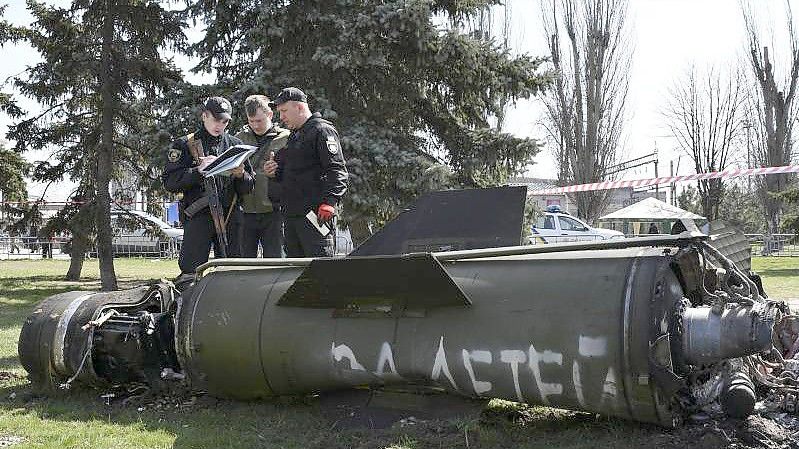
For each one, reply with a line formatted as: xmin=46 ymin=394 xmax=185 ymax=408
xmin=235 ymin=125 xmax=290 ymax=257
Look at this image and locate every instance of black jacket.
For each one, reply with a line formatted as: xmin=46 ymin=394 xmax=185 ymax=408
xmin=276 ymin=113 xmax=348 ymax=216
xmin=162 ymin=127 xmax=254 ymax=217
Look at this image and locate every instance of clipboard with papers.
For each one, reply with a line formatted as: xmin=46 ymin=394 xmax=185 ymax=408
xmin=200 ymin=144 xmax=258 ymax=177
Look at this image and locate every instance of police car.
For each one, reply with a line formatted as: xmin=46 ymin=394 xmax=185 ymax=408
xmin=531 ymin=205 xmax=625 ymax=244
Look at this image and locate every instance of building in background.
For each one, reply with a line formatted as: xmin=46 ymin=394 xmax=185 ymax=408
xmin=508 ymin=177 xmax=571 ymax=212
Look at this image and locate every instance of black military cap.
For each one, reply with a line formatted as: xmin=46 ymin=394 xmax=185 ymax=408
xmin=269 ymin=87 xmax=307 ymax=107
xmin=202 ymin=96 xmax=232 ymax=120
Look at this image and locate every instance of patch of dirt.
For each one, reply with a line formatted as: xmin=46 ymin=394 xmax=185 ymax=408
xmin=441 ymin=400 xmax=799 ymax=449
xmin=319 ymin=390 xmax=486 ymax=430
xmin=85 ymin=384 xmax=799 ymax=448
xmin=98 ymin=382 xmax=217 ymax=414
xmin=314 ymin=394 xmax=799 ymax=448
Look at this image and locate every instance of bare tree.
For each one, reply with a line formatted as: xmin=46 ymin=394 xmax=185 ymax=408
xmin=664 ymin=67 xmax=746 ymax=220
xmin=541 ymin=0 xmax=631 ymax=221
xmin=741 ymin=1 xmax=799 ymax=233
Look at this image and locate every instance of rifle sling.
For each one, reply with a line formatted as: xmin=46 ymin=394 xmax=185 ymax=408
xmin=225 ymin=193 xmax=238 ymax=227
xmin=183 ymin=195 xmax=210 ymax=219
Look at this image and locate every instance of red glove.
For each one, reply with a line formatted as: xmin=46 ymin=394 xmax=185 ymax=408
xmin=317 ymin=204 xmax=336 ymax=223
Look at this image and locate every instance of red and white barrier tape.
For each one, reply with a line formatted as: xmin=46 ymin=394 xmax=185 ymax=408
xmin=528 ymin=165 xmax=799 ymax=195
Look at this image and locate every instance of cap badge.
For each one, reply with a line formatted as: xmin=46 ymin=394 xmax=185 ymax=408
xmin=168 ymin=148 xmax=182 ymax=163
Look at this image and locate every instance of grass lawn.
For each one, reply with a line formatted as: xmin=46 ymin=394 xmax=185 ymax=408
xmin=751 ymin=257 xmax=799 ymax=300
xmin=0 ymin=256 xmax=796 ymax=448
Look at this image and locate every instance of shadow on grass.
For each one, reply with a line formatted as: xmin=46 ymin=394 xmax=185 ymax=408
xmin=0 ymin=356 xmax=21 ymax=370
xmin=755 ymin=268 xmax=799 ymax=277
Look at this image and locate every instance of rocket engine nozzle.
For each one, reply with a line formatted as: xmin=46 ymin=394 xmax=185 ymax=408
xmin=681 ymin=302 xmax=779 ymax=366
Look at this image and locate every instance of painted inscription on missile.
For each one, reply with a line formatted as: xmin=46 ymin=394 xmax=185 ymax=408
xmin=331 ymin=335 xmax=618 ymax=408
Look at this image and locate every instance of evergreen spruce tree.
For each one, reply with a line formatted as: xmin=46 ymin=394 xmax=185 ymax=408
xmin=0 ymin=142 xmax=29 ymax=228
xmin=0 ymin=6 xmax=30 ymax=235
xmin=9 ymin=0 xmax=185 ymax=288
xmin=186 ymin=0 xmax=550 ymax=242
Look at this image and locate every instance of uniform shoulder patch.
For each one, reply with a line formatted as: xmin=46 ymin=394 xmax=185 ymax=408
xmin=168 ymin=148 xmax=182 ymax=163
xmin=325 ymin=135 xmax=339 ymax=155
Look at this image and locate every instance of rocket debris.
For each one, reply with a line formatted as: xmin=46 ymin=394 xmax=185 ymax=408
xmin=17 ymin=235 xmax=793 ymax=427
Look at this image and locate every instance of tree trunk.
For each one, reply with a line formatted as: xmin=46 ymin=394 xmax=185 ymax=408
xmin=65 ymin=233 xmax=88 ymax=281
xmin=542 ymin=0 xmax=627 ymax=220
xmin=95 ymin=1 xmax=117 ymax=291
xmin=348 ymin=217 xmax=372 ymax=247
xmin=760 ymin=182 xmax=783 ymax=234
xmin=743 ymin=15 xmax=798 ymax=232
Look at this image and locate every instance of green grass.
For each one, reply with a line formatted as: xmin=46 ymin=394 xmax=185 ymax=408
xmin=0 ymin=257 xmax=796 ymax=448
xmin=0 ymin=259 xmax=181 ymax=376
xmin=751 ymin=256 xmax=799 ymax=300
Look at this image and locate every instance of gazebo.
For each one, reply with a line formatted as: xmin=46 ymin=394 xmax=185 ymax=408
xmin=599 ymin=197 xmax=706 ymax=235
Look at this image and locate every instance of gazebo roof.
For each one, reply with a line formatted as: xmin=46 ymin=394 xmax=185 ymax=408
xmin=599 ymin=197 xmax=706 ymax=220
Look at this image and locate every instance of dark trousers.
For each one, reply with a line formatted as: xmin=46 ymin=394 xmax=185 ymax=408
xmin=241 ymin=211 xmax=283 ymax=258
xmin=227 ymin=213 xmax=243 ymax=257
xmin=178 ymin=210 xmax=238 ymax=274
xmin=283 ymin=215 xmax=333 ymax=258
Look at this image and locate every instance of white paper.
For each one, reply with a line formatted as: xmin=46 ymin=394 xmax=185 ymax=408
xmin=201 ymin=144 xmax=257 ymax=177
xmin=305 ymin=210 xmax=332 ymax=237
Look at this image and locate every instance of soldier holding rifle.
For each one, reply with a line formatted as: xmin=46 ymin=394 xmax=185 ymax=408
xmin=163 ymin=97 xmax=254 ymax=278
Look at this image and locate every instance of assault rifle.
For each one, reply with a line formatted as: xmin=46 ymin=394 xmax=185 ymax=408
xmin=187 ymin=135 xmax=228 ymax=257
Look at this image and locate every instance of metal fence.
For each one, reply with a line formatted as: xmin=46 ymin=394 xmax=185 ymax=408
xmin=745 ymin=234 xmax=799 ymax=257
xmin=0 ymin=235 xmax=181 ymax=260
xmin=0 ymin=233 xmax=352 ymax=260
xmin=105 ymin=235 xmax=182 ymax=259
xmin=0 ymin=236 xmax=71 ymax=260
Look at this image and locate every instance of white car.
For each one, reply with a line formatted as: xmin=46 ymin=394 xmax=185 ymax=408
xmin=110 ymin=210 xmax=183 ymax=256
xmin=531 ymin=208 xmax=624 ymax=244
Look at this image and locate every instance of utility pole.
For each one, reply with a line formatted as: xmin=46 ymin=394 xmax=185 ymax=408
xmin=653 ymin=145 xmax=659 ymax=197
xmin=670 ymin=160 xmax=675 ymax=205
xmin=743 ymin=120 xmax=753 ymax=191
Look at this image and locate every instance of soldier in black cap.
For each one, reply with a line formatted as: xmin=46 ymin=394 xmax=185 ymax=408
xmin=264 ymin=87 xmax=348 ymax=257
xmin=163 ymin=97 xmax=254 ymax=278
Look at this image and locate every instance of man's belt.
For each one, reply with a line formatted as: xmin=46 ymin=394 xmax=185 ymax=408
xmin=183 ymin=196 xmax=210 ymax=219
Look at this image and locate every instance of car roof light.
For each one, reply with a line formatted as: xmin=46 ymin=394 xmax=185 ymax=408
xmin=545 ymin=205 xmax=569 ymax=214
